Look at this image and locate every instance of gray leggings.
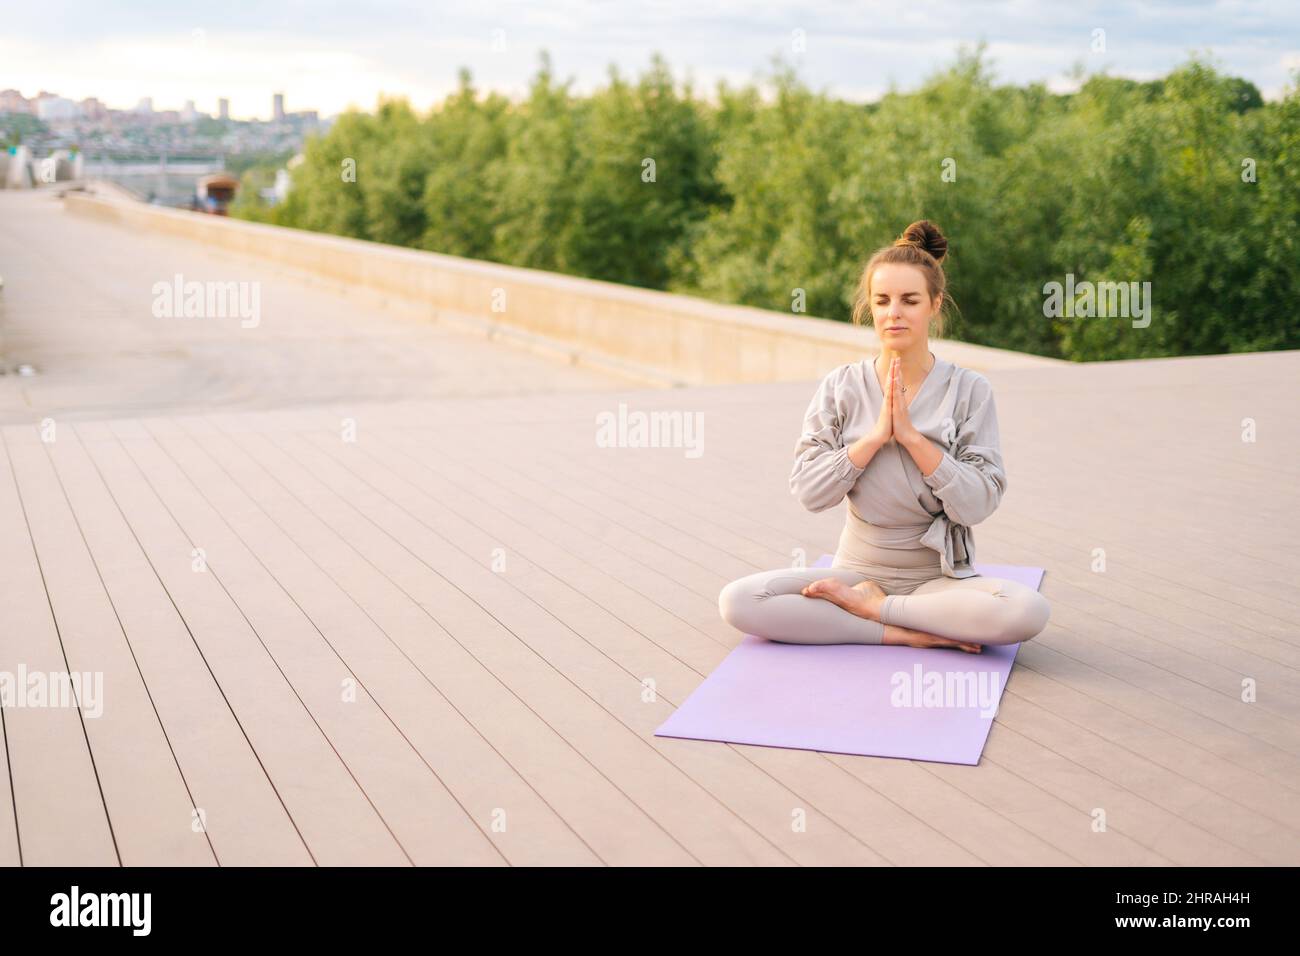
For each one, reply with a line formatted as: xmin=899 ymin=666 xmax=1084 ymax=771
xmin=718 ymin=566 xmax=1051 ymax=646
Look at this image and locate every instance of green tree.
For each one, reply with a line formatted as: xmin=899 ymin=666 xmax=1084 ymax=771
xmin=242 ymin=48 xmax=1300 ymax=362
xmin=420 ymin=68 xmax=512 ymax=260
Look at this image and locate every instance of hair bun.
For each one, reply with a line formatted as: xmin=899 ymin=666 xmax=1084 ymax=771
xmin=895 ymin=220 xmax=948 ymax=264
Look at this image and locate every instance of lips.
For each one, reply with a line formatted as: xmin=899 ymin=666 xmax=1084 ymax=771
xmin=886 ymin=327 xmax=907 ymax=333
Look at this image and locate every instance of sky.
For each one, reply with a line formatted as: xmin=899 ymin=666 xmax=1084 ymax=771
xmin=2 ymin=0 xmax=1297 ymax=119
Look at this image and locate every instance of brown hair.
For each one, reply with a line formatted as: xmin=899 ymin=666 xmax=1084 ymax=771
xmin=850 ymin=219 xmax=953 ymax=338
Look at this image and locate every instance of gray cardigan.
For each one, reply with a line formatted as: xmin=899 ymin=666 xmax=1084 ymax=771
xmin=788 ymin=353 xmax=1006 ymax=578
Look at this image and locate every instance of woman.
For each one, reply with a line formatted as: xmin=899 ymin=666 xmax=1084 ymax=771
xmin=718 ymin=220 xmax=1050 ymax=653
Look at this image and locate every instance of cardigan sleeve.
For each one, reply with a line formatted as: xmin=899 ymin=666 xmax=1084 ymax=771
xmin=789 ymin=367 xmax=866 ymax=513
xmin=920 ymin=374 xmax=1006 ymax=527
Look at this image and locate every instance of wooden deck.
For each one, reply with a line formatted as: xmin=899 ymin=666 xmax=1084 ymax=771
xmin=1 ymin=189 xmax=1298 ymax=866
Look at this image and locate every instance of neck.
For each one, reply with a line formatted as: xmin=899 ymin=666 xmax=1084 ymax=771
xmin=875 ymin=344 xmax=933 ymax=382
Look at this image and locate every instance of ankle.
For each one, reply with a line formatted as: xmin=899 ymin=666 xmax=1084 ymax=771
xmin=875 ymin=593 xmax=891 ymax=625
xmin=863 ymin=591 xmax=886 ymax=623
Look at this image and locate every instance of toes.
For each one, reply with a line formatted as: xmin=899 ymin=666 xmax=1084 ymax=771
xmin=802 ymin=578 xmax=838 ymax=598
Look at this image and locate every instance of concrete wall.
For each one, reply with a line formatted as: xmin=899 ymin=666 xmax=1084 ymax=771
xmin=64 ymin=187 xmax=1064 ymax=385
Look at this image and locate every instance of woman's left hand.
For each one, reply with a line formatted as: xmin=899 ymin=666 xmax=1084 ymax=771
xmin=890 ymin=357 xmax=921 ymax=445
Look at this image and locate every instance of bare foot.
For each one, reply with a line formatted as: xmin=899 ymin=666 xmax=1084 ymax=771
xmin=801 ymin=577 xmax=885 ymax=621
xmin=882 ymin=624 xmax=984 ymax=654
xmin=852 ymin=579 xmax=887 ymax=613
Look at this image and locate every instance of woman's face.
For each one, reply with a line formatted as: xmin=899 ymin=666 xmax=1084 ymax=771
xmin=870 ymin=264 xmax=939 ymax=347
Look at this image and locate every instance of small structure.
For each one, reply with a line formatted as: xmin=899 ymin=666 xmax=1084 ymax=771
xmin=192 ymin=172 xmax=238 ymax=215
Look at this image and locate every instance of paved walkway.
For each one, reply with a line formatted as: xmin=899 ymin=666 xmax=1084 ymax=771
xmin=0 ymin=189 xmax=626 ymax=424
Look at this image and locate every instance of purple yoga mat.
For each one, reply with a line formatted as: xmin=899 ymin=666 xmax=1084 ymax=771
xmin=655 ymin=554 xmax=1046 ymax=765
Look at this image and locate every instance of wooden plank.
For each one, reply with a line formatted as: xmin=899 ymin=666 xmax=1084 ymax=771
xmin=386 ymin=423 xmax=736 ymax=626
xmin=0 ymin=712 xmax=20 ymax=865
xmin=206 ymin=415 xmax=702 ymax=866
xmin=51 ymin=422 xmax=312 ymax=865
xmin=1010 ymin=631 xmax=1300 ymax=805
xmin=149 ymin=417 xmax=588 ymax=866
xmin=0 ymin=428 xmax=117 ymax=865
xmin=990 ymin=514 xmax=1300 ymax=660
xmin=246 ymin=419 xmax=804 ymax=865
xmin=77 ymin=421 xmax=408 ymax=866
xmin=993 ymin=669 xmax=1292 ymax=863
xmin=166 ymin=416 xmax=603 ymax=866
xmin=4 ymin=425 xmax=214 ymax=866
xmin=110 ymin=417 xmax=502 ymax=867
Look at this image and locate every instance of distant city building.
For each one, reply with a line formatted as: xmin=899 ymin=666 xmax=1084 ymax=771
xmin=79 ymin=97 xmax=107 ymax=120
xmin=0 ymin=89 xmax=31 ymax=113
xmin=3 ymin=87 xmax=324 ymax=207
xmin=36 ymin=96 xmax=77 ymax=121
xmin=273 ymin=93 xmax=285 ymax=121
xmin=218 ymin=97 xmax=230 ymax=120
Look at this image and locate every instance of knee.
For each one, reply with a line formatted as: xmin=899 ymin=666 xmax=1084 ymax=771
xmin=717 ymin=580 xmax=759 ymax=632
xmin=718 ymin=575 xmax=763 ymax=631
xmin=1005 ymin=589 xmax=1051 ymax=643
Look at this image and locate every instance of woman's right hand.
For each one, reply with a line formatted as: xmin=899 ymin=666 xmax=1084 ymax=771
xmin=846 ymin=358 xmax=894 ymax=469
xmin=864 ymin=357 xmax=895 ymax=447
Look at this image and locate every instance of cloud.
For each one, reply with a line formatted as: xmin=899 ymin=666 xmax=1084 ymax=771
xmin=3 ymin=0 xmax=1295 ymax=114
